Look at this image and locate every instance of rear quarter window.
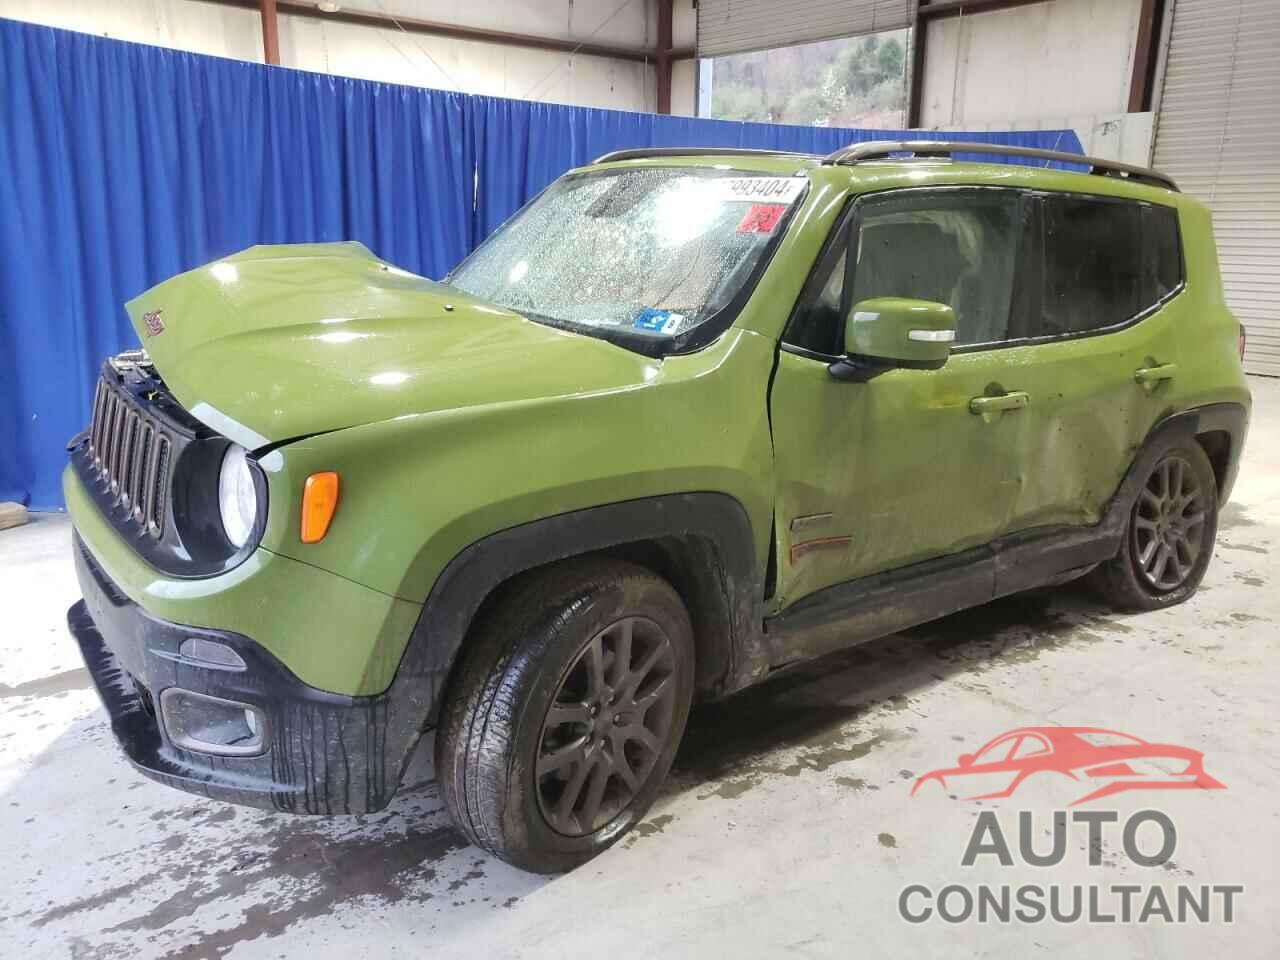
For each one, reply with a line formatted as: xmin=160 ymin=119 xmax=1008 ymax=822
xmin=1036 ymin=195 xmax=1184 ymax=339
xmin=1142 ymin=203 xmax=1183 ymax=304
xmin=1041 ymin=196 xmax=1143 ymax=334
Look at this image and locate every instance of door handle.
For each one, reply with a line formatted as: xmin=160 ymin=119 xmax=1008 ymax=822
xmin=969 ymin=391 xmax=1030 ymax=419
xmin=1135 ymin=363 xmax=1177 ymax=389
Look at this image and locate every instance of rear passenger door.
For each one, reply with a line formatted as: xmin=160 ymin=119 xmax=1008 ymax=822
xmin=1000 ymin=194 xmax=1186 ymax=534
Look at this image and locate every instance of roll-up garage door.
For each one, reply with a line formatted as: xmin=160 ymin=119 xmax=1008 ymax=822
xmin=1152 ymin=0 xmax=1280 ymax=376
xmin=696 ymin=0 xmax=915 ymax=58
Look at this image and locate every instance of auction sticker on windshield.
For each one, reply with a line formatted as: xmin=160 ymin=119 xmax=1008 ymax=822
xmin=709 ymin=177 xmax=806 ymax=204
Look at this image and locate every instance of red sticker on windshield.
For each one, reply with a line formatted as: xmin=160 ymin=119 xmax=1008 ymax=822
xmin=737 ymin=204 xmax=786 ymax=234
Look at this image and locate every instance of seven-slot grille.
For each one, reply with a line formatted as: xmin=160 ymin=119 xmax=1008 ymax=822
xmin=87 ymin=375 xmax=171 ymax=537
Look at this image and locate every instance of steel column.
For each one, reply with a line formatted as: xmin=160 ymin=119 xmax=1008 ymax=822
xmin=1127 ymin=0 xmax=1166 ymax=112
xmin=656 ymin=0 xmax=673 ymax=114
xmin=259 ymin=0 xmax=280 ymax=65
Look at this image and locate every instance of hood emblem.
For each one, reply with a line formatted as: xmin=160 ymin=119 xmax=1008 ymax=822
xmin=142 ymin=310 xmax=166 ymax=336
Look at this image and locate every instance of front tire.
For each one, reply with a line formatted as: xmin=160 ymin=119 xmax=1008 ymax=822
xmin=435 ymin=558 xmax=695 ymax=873
xmin=1090 ymin=440 xmax=1218 ymax=612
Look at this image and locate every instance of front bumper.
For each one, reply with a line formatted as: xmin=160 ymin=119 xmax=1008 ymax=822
xmin=69 ymin=537 xmax=425 ymax=814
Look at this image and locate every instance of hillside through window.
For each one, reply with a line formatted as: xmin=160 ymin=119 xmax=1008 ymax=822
xmin=702 ymin=29 xmax=909 ymax=128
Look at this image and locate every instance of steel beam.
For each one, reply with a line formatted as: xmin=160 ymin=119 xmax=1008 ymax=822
xmin=1127 ymin=0 xmax=1166 ymax=112
xmin=656 ymin=0 xmax=673 ymax=114
xmin=206 ymin=0 xmax=665 ymax=64
xmin=259 ymin=0 xmax=280 ymax=65
xmin=907 ymin=6 xmax=929 ymax=127
xmin=918 ymin=0 xmax=1054 ymax=20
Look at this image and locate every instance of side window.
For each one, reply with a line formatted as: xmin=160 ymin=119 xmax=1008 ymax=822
xmin=1040 ymin=196 xmax=1143 ymax=335
xmin=787 ymin=246 xmax=848 ymax=356
xmin=1012 ymin=735 xmax=1049 ymax=759
xmin=1141 ymin=204 xmax=1183 ymax=305
xmin=975 ymin=737 xmax=1020 ymax=764
xmin=785 ymin=189 xmax=1024 ymax=355
xmin=849 ymin=190 xmax=1022 ymax=348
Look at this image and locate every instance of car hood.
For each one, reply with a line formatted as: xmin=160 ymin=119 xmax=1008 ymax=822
xmin=125 ymin=242 xmax=657 ymax=448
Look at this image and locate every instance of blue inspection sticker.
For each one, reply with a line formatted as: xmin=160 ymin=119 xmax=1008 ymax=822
xmin=632 ymin=308 xmax=685 ymax=334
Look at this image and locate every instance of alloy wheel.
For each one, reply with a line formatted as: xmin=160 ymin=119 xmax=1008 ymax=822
xmin=535 ymin=616 xmax=677 ymax=836
xmin=1132 ymin=454 xmax=1208 ymax=592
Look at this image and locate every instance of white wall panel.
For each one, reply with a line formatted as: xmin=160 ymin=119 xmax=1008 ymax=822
xmin=0 ymin=0 xmax=663 ymax=113
xmin=920 ymin=0 xmax=1143 ymax=127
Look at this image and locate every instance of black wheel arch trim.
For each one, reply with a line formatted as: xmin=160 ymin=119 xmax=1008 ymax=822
xmin=1145 ymin=401 xmax=1248 ymax=508
xmin=399 ymin=492 xmax=766 ymax=730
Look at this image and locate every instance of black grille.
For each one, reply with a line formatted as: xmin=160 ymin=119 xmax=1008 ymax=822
xmin=87 ymin=373 xmax=173 ymax=537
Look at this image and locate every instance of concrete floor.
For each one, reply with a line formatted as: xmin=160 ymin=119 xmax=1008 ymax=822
xmin=3 ymin=379 xmax=1277 ymax=960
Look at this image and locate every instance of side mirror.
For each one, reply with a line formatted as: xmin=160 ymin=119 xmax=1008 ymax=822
xmin=829 ymin=297 xmax=956 ymax=382
xmin=958 ymin=753 xmax=975 ymax=768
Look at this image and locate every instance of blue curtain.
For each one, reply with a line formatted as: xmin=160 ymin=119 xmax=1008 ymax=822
xmin=0 ymin=18 xmax=1083 ymax=510
xmin=0 ymin=19 xmax=475 ymax=508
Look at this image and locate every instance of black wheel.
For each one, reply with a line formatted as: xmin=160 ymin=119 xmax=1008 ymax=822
xmin=435 ymin=558 xmax=694 ymax=873
xmin=1090 ymin=441 xmax=1218 ymax=612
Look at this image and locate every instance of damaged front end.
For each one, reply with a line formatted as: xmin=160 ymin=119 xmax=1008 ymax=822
xmin=67 ymin=540 xmax=420 ymax=814
xmin=69 ymin=352 xmax=269 ymax=579
xmin=64 ymin=345 xmax=428 ymax=815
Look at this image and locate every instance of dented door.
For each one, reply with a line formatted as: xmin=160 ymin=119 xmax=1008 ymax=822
xmin=770 ymin=350 xmax=1019 ymax=609
xmin=999 ymin=195 xmax=1187 ymax=532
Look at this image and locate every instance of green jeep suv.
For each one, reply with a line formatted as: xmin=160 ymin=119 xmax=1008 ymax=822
xmin=65 ymin=141 xmax=1250 ymax=872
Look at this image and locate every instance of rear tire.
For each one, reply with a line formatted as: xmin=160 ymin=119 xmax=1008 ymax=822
xmin=1090 ymin=440 xmax=1218 ymax=612
xmin=435 ymin=558 xmax=694 ymax=873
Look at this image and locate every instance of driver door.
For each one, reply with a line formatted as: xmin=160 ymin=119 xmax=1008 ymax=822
xmin=769 ymin=187 xmax=1034 ymax=609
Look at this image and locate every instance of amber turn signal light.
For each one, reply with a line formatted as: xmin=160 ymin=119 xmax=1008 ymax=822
xmin=300 ymin=472 xmax=339 ymax=544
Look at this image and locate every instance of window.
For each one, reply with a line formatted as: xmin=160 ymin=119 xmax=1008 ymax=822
xmin=788 ymin=248 xmax=847 ymax=356
xmin=1041 ymin=196 xmax=1143 ymax=336
xmin=703 ymin=29 xmax=908 ymax=128
xmin=1142 ymin=204 xmax=1183 ymax=305
xmin=1012 ymin=735 xmax=1050 ymax=759
xmin=786 ymin=189 xmax=1024 ymax=355
xmin=1075 ymin=731 xmax=1146 ymax=747
xmin=850 ymin=191 xmax=1022 ymax=348
xmin=975 ymin=737 xmax=1020 ymax=764
xmin=1034 ymin=197 xmax=1184 ymax=339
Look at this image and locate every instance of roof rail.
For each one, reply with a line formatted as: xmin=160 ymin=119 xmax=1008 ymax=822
xmin=593 ymin=146 xmax=818 ymax=165
xmin=821 ymin=140 xmax=1179 ymax=192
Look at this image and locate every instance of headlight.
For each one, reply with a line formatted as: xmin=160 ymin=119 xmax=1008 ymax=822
xmin=217 ymin=444 xmax=258 ymax=548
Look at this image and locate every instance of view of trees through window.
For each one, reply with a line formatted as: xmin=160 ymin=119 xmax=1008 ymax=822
xmin=704 ymin=29 xmax=910 ymax=128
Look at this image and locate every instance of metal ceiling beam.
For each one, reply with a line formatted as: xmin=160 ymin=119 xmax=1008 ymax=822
xmin=918 ymin=0 xmax=1054 ymax=20
xmin=207 ymin=0 xmax=670 ymax=64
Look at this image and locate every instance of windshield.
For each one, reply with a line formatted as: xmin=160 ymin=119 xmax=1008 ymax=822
xmin=447 ymin=167 xmax=806 ymax=349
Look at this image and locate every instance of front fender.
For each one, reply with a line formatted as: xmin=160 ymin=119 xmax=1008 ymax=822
xmin=261 ymin=329 xmax=776 ymax=597
xmin=257 ymin=328 xmax=778 ymax=695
